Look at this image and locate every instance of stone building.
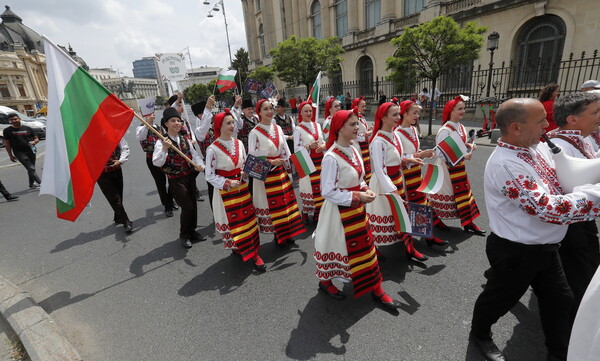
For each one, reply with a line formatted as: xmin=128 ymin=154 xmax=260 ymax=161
xmin=241 ymin=0 xmax=600 ymax=99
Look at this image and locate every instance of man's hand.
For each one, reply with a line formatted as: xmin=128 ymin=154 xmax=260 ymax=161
xmin=207 ymin=95 xmax=216 ymax=111
xmin=110 ymin=160 xmax=121 ymax=167
xmin=234 ymin=95 xmax=242 ymax=108
xmin=9 ymin=155 xmax=16 ymax=162
xmin=163 ymin=139 xmax=173 ymax=150
xmin=195 ymin=164 xmax=205 ymax=172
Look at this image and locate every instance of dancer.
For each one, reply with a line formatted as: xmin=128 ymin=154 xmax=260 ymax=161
xmin=248 ymin=99 xmax=306 ymax=246
xmin=430 ymin=96 xmax=485 ymax=234
xmin=313 ymin=109 xmax=401 ymax=310
xmin=235 ymin=99 xmax=258 ymax=151
xmin=274 ymin=98 xmax=295 ymax=153
xmin=367 ymin=102 xmax=428 ymax=262
xmin=205 ymin=109 xmax=266 ymax=272
xmin=153 ymin=108 xmax=207 ymax=249
xmin=294 ymin=101 xmax=326 ymax=224
xmin=351 ymin=96 xmax=372 ymax=182
xmin=322 ymin=97 xmax=341 ymax=142
xmin=395 ymin=100 xmax=448 ymax=247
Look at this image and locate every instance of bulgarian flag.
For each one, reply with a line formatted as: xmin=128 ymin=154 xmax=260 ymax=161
xmin=40 ymin=36 xmax=134 ymax=221
xmin=290 ymin=148 xmax=316 ymax=179
xmin=380 ymin=193 xmax=412 ymax=234
xmin=307 ymin=71 xmax=321 ymax=122
xmin=216 ymin=69 xmax=237 ymax=93
xmin=416 ymin=163 xmax=445 ymax=194
xmin=437 ymin=132 xmax=468 ymax=166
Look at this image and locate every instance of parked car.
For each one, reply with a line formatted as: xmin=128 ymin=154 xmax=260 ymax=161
xmin=0 ymin=106 xmax=46 ymax=141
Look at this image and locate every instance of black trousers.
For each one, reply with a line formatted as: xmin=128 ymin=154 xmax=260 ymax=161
xmin=97 ymin=169 xmax=130 ymax=224
xmin=169 ymin=172 xmax=198 ymax=239
xmin=14 ymin=150 xmax=41 ymax=186
xmin=559 ymin=221 xmax=600 ymax=314
xmin=145 ymin=156 xmax=174 ymax=210
xmin=471 ymin=233 xmax=574 ymax=360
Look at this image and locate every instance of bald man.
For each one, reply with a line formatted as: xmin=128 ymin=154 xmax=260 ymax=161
xmin=470 ymin=98 xmax=600 ymax=361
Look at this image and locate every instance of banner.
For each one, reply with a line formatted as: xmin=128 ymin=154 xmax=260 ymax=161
xmin=243 ymin=78 xmax=265 ymax=94
xmin=156 ymin=53 xmax=187 ymax=82
xmin=137 ymin=97 xmax=156 ymax=117
xmin=261 ymin=81 xmax=277 ymax=99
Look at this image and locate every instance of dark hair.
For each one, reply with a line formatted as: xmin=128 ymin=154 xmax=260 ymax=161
xmin=538 ymin=83 xmax=560 ymax=103
xmin=495 ymin=100 xmax=528 ymax=135
xmin=7 ymin=112 xmax=18 ymax=119
xmin=554 ymin=92 xmax=600 ymax=127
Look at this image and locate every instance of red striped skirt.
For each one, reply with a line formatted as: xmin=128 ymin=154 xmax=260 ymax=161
xmin=264 ymin=166 xmax=306 ymax=244
xmin=431 ymin=160 xmax=480 ymax=226
xmin=219 ymin=181 xmax=260 ymax=261
xmin=358 ymin=140 xmax=371 ymax=183
xmin=300 ymin=150 xmax=325 ymax=215
xmin=402 ymin=165 xmax=427 ymax=204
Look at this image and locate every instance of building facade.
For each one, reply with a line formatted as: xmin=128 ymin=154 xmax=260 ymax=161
xmin=132 ymin=57 xmax=168 ymax=97
xmin=176 ymin=66 xmax=221 ymax=91
xmin=242 ymin=0 xmax=600 ymax=101
xmin=102 ymin=76 xmax=160 ymax=100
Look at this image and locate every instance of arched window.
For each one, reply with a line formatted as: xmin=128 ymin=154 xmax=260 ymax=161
xmin=311 ymin=1 xmax=322 ymax=39
xmin=365 ymin=0 xmax=381 ymax=29
xmin=258 ymin=23 xmax=266 ymax=58
xmin=335 ymin=0 xmax=348 ymax=38
xmin=404 ymin=0 xmax=424 ymax=16
xmin=513 ymin=15 xmax=566 ymax=87
xmin=357 ymin=56 xmax=374 ymax=96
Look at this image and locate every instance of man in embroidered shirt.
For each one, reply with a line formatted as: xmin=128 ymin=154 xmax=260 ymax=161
xmin=470 ymin=98 xmax=600 ymax=361
xmin=543 ymin=92 xmax=600 ymax=317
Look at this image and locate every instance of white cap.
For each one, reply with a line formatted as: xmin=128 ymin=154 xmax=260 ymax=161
xmin=581 ymin=80 xmax=600 ymax=89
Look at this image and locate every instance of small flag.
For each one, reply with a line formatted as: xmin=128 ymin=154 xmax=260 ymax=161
xmin=437 ymin=132 xmax=468 ymax=166
xmin=416 ymin=163 xmax=445 ymax=194
xmin=260 ymin=81 xmax=277 ymax=99
xmin=137 ymin=97 xmax=155 ymax=117
xmin=289 ymin=148 xmax=316 ymax=179
xmin=216 ymin=70 xmax=237 ymax=93
xmin=308 ymin=71 xmax=321 ymax=121
xmin=380 ymin=193 xmax=412 ymax=234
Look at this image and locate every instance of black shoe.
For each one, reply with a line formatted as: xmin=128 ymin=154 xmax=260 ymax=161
xmin=171 ymin=204 xmax=179 ymax=210
xmin=29 ymin=183 xmax=39 ymax=189
xmin=5 ymin=195 xmax=18 ymax=202
xmin=231 ymin=250 xmax=242 ymax=257
xmin=434 ymin=222 xmax=451 ymax=231
xmin=180 ymin=237 xmax=192 ymax=249
xmin=371 ymin=293 xmax=402 ymax=310
xmin=318 ymin=282 xmax=345 ymax=300
xmin=464 ymin=223 xmax=487 ymax=236
xmin=253 ymin=263 xmax=267 ymax=273
xmin=190 ymin=231 xmax=207 ymax=243
xmin=165 ymin=208 xmax=174 ymax=217
xmin=406 ymin=251 xmax=428 ymax=262
xmin=124 ymin=220 xmax=133 ymax=233
xmin=469 ymin=332 xmax=505 ymax=361
xmin=286 ymin=238 xmax=296 ymax=245
xmin=196 ymin=194 xmax=204 ymax=202
xmin=425 ymin=236 xmax=449 ymax=247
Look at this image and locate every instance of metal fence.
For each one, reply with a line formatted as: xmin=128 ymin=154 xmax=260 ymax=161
xmin=284 ymin=49 xmax=600 ymax=110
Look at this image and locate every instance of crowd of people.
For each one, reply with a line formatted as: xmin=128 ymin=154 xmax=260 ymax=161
xmin=3 ymin=79 xmax=600 ymax=361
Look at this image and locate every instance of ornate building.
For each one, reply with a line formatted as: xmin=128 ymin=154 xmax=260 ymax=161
xmin=241 ymin=0 xmax=600 ymax=99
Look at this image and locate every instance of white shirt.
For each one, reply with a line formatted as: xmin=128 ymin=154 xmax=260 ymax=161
xmin=321 ymin=144 xmax=367 ymax=206
xmin=248 ymin=123 xmax=291 ymax=159
xmin=115 ymin=138 xmax=129 ymax=164
xmin=228 ymin=106 xmax=244 ymax=137
xmin=544 ymin=129 xmax=598 ymax=159
xmin=152 ymin=135 xmax=204 ymax=168
xmin=369 ymin=131 xmax=402 ymax=194
xmin=293 ymin=121 xmax=324 ymax=151
xmin=194 ymin=109 xmax=214 ymax=141
xmin=485 ymin=140 xmax=600 ymax=245
xmin=205 ymin=138 xmax=246 ymax=190
xmin=135 ymin=123 xmax=161 ymax=141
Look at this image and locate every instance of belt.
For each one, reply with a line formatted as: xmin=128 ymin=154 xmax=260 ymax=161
xmin=489 ymin=232 xmax=560 ymax=252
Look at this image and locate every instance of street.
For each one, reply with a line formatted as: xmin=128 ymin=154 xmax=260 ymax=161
xmin=0 ymin=120 xmax=548 ymax=361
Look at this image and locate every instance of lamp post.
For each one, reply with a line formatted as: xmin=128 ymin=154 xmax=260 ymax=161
xmin=204 ymin=0 xmax=233 ymax=67
xmin=486 ymin=31 xmax=499 ymax=98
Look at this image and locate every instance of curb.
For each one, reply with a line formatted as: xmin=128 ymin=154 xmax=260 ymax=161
xmin=0 ymin=275 xmax=81 ymax=361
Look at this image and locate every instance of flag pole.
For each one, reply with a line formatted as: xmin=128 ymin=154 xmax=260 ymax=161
xmin=133 ymin=112 xmax=198 ymax=168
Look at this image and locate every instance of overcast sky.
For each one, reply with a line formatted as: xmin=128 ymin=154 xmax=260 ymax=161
xmin=15 ymin=0 xmax=248 ymax=76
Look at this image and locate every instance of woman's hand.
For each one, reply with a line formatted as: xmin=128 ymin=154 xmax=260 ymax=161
xmin=417 ymin=149 xmax=435 ymax=158
xmin=360 ymin=190 xmax=376 ymax=203
xmin=270 ymin=158 xmax=284 ymax=166
xmin=195 ymin=164 xmax=205 ymax=172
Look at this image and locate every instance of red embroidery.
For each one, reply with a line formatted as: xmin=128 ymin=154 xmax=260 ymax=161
xmin=377 ymin=132 xmax=403 ymax=157
xmin=298 ymin=122 xmax=320 ymax=142
xmin=444 ymin=122 xmax=467 ymax=143
xmin=332 ymin=146 xmax=363 ymax=179
xmin=213 ymin=139 xmax=240 ymax=166
xmin=396 ymin=126 xmax=419 ymax=152
xmin=255 ymin=124 xmax=280 ymax=149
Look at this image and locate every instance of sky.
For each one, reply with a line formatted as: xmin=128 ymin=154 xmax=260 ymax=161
xmin=14 ymin=0 xmax=248 ymax=76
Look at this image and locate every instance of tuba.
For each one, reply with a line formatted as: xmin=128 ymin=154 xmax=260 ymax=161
xmin=541 ymin=134 xmax=600 ymax=193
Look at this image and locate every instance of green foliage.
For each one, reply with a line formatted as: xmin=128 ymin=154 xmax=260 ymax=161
xmin=206 ymin=78 xmax=234 ymax=102
xmin=270 ymin=36 xmax=344 ymax=92
xmin=248 ymin=66 xmax=274 ymax=84
xmin=387 ymin=15 xmax=486 ymax=85
xmin=155 ymin=95 xmax=166 ymax=106
xmin=184 ymin=83 xmax=210 ymax=103
xmin=230 ymin=48 xmax=249 ymax=90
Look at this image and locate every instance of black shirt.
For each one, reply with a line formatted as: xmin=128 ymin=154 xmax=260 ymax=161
xmin=3 ymin=125 xmax=35 ymax=152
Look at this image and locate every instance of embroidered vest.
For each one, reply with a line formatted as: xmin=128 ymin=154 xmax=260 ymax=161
xmin=162 ymin=134 xmax=194 ymax=178
xmin=139 ymin=125 xmax=162 ymax=157
xmin=238 ymin=115 xmax=258 ymax=149
xmin=104 ymin=146 xmax=121 ymax=173
xmin=274 ymin=114 xmax=294 ymax=136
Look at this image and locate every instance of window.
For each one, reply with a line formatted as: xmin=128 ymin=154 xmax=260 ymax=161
xmin=365 ymin=0 xmax=381 ymax=29
xmin=311 ymin=1 xmax=322 ymax=39
xmin=17 ymin=84 xmax=26 ymax=97
xmin=357 ymin=56 xmax=374 ymax=96
xmin=255 ymin=0 xmax=261 ymax=11
xmin=513 ymin=15 xmax=566 ymax=88
xmin=258 ymin=23 xmax=266 ymax=58
xmin=404 ymin=0 xmax=424 ymax=16
xmin=0 ymin=84 xmax=10 ymax=98
xmin=335 ymin=0 xmax=348 ymax=38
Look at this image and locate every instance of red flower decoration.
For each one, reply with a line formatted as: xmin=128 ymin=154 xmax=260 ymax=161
xmin=507 ymin=187 xmax=519 ymax=199
xmin=538 ymin=194 xmax=549 ymax=206
xmin=523 ymin=205 xmax=536 ymax=215
xmin=523 ymin=179 xmax=537 ymax=190
xmin=555 ymin=200 xmax=572 ymax=214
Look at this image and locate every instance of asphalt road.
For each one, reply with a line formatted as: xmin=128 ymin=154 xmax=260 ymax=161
xmin=0 ymin=120 xmax=549 ymax=361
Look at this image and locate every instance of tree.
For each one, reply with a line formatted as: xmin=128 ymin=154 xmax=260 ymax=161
xmin=387 ymin=16 xmax=487 ymax=135
xmin=248 ymin=66 xmax=274 ymax=84
xmin=229 ymin=48 xmax=249 ymax=91
xmin=270 ymin=36 xmax=344 ymax=96
xmin=184 ymin=83 xmax=210 ymax=104
xmin=155 ymin=95 xmax=166 ymax=106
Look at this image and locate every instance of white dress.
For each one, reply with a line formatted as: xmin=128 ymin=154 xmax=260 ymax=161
xmin=294 ymin=121 xmax=325 ymax=215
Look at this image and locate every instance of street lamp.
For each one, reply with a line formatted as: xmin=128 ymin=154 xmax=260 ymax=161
xmin=204 ymin=0 xmax=233 ymax=67
xmin=486 ymin=31 xmax=499 ymax=97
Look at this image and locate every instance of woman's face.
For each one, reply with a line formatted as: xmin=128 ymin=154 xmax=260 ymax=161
xmin=220 ymin=115 xmax=235 ymax=137
xmin=551 ymin=88 xmax=560 ymax=100
xmin=451 ymin=101 xmax=466 ymax=121
xmin=260 ymin=101 xmax=274 ymax=121
xmin=404 ymin=105 xmax=420 ymax=125
xmin=339 ymin=115 xmax=359 ymax=141
xmin=330 ymin=100 xmax=341 ymax=117
xmin=383 ymin=105 xmax=401 ymax=127
xmin=358 ymin=100 xmax=366 ymax=113
xmin=300 ymin=104 xmax=313 ymax=121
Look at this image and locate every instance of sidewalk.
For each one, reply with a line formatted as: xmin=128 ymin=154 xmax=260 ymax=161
xmin=0 ymin=315 xmax=29 ymax=361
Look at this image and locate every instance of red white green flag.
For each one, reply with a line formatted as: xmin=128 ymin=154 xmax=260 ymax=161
xmin=216 ymin=70 xmax=237 ymax=93
xmin=290 ymin=148 xmax=316 ymax=179
xmin=40 ymin=36 xmax=134 ymax=221
xmin=437 ymin=132 xmax=468 ymax=166
xmin=416 ymin=163 xmax=445 ymax=194
xmin=307 ymin=71 xmax=321 ymax=122
xmin=380 ymin=193 xmax=412 ymax=234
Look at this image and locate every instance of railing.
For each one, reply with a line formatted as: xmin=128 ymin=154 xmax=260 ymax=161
xmin=391 ymin=13 xmax=420 ymax=30
xmin=442 ymin=0 xmax=482 ymax=14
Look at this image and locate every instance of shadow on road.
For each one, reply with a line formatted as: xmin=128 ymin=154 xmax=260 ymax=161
xmin=38 ymin=291 xmax=94 ymax=314
xmin=178 ymin=254 xmax=254 ymax=297
xmin=129 ymin=240 xmax=192 ymax=277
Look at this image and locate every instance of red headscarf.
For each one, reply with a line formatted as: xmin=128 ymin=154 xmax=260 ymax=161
xmin=325 ymin=98 xmax=337 ymax=118
xmin=399 ymin=100 xmax=416 ymax=116
xmin=213 ymin=109 xmax=231 ymax=139
xmin=442 ymin=96 xmax=464 ymax=124
xmin=352 ymin=96 xmax=365 ymax=110
xmin=298 ymin=101 xmax=315 ymax=122
xmin=255 ymin=99 xmax=269 ymax=122
xmin=326 ymin=110 xmax=355 ymax=149
xmin=370 ymin=102 xmax=397 ymax=143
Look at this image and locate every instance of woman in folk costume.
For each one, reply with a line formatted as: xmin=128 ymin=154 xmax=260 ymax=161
xmin=322 ymin=97 xmax=342 ymax=143
xmin=294 ymin=101 xmax=326 ymax=224
xmin=153 ymin=107 xmax=207 ymax=249
xmin=193 ymin=95 xmax=218 ymax=209
xmin=205 ymin=110 xmax=266 ymax=273
xmin=366 ymin=102 xmax=429 ymax=262
xmin=430 ymin=96 xmax=485 ymax=235
xmin=395 ymin=100 xmax=449 ymax=247
xmin=352 ymin=96 xmax=372 ymax=183
xmin=248 ymin=99 xmax=306 ymax=246
xmin=313 ymin=109 xmax=401 ymax=310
